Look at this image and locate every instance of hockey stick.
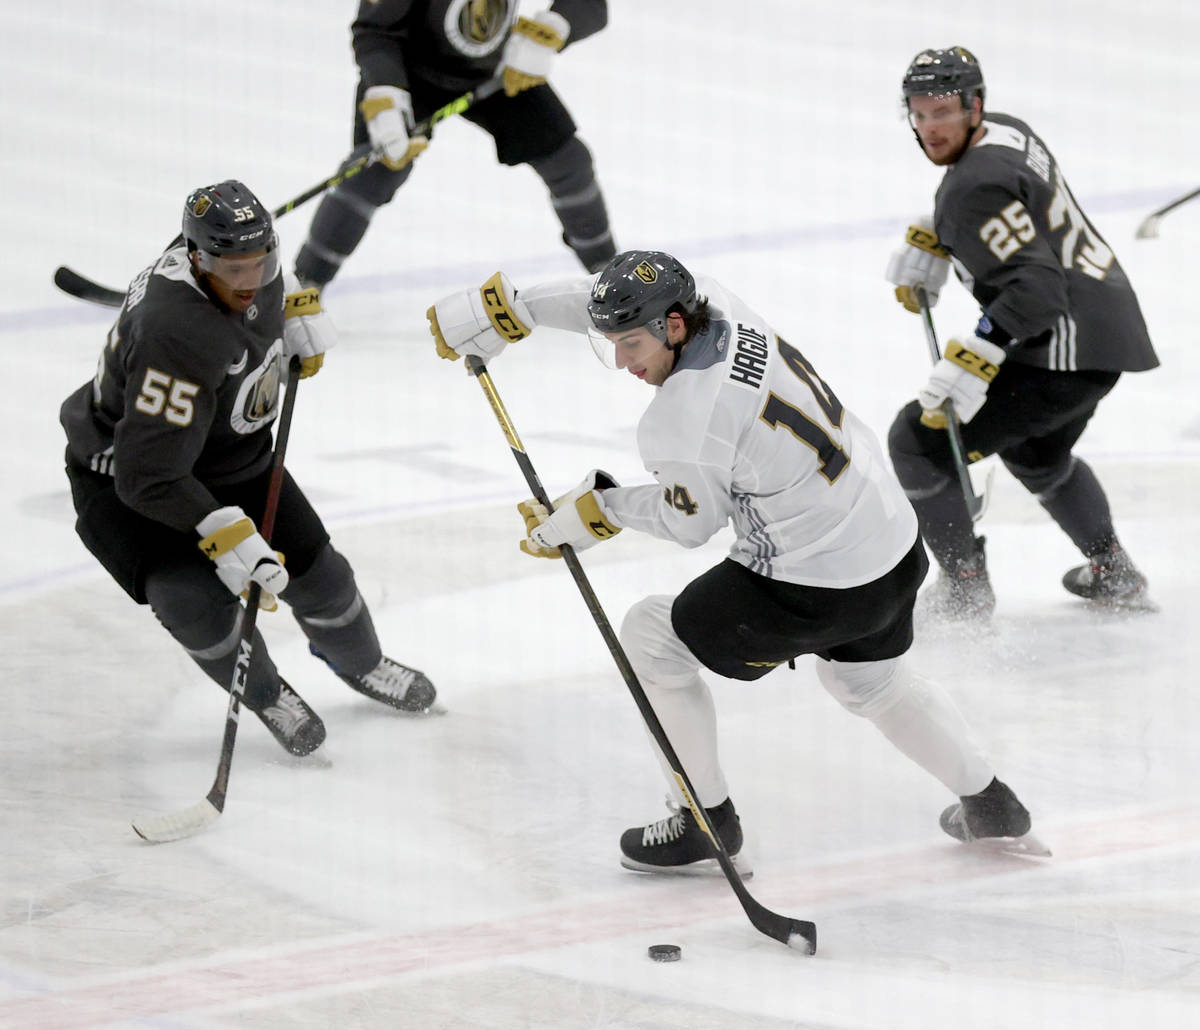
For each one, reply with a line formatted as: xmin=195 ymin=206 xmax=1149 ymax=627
xmin=914 ymin=287 xmax=991 ymax=523
xmin=54 ymin=77 xmax=505 ymax=308
xmin=465 ymin=355 xmax=818 ymax=954
xmin=132 ymin=356 xmax=303 ymax=843
xmin=1135 ymin=185 xmax=1200 ymax=239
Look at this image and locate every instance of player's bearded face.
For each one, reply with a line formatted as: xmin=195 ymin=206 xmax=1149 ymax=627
xmin=907 ymin=94 xmax=977 ymax=165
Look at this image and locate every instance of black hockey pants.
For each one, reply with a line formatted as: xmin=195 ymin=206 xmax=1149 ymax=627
xmin=887 ymin=361 xmax=1120 ymax=572
xmin=66 ymin=463 xmax=381 ymax=709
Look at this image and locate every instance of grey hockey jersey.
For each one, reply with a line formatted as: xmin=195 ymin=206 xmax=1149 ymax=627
xmin=934 ymin=111 xmax=1158 ymax=373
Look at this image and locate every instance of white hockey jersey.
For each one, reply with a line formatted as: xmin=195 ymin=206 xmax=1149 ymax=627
xmin=522 ymin=275 xmax=918 ymax=588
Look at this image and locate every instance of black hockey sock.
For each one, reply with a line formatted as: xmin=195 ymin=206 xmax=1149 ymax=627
xmin=530 ymin=137 xmax=615 ymax=272
xmin=1033 ymin=458 xmax=1116 ymax=557
xmin=910 ymin=482 xmax=980 ymax=573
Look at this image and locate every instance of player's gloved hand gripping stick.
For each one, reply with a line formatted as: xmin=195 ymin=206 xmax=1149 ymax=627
xmin=914 ymin=286 xmax=992 ymax=523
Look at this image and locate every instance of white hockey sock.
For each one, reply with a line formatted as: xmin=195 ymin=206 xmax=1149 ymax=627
xmin=620 ymin=595 xmax=730 ymax=807
xmin=817 ymin=657 xmax=993 ymax=797
xmin=870 ymin=675 xmax=994 ymax=797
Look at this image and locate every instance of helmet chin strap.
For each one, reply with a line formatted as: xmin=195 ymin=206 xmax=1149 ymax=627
xmin=646 ymin=314 xmax=688 ymax=372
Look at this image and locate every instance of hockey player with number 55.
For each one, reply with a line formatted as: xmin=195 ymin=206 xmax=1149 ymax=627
xmin=886 ymin=47 xmax=1159 ymax=620
xmin=60 ymin=181 xmax=436 ymax=758
xmin=427 ymin=251 xmax=1047 ymax=870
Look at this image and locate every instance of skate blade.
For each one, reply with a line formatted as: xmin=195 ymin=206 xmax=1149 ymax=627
xmin=970 ymin=831 xmax=1052 ymax=858
xmin=619 ymin=852 xmax=754 ymax=879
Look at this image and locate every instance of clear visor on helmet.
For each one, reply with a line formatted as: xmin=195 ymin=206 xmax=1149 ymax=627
xmin=904 ymin=92 xmax=972 ymax=130
xmin=586 ymin=318 xmax=668 ymax=371
xmin=194 ymin=233 xmax=280 ymax=292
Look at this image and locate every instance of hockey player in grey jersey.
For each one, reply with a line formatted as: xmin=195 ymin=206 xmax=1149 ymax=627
xmin=427 ymin=250 xmax=1045 ymax=871
xmin=293 ymin=0 xmax=615 ymax=289
xmin=886 ymin=47 xmax=1158 ymax=618
xmin=60 ymin=180 xmax=435 ymax=757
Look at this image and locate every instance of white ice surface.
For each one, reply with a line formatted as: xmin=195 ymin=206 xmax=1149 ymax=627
xmin=3 ymin=2 xmax=1200 ymax=1027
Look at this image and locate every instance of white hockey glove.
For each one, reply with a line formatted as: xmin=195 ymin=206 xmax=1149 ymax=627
xmin=359 ymin=85 xmax=428 ymax=171
xmin=518 ymin=470 xmax=622 ymax=558
xmin=501 ymin=10 xmax=570 ymax=96
xmin=918 ymin=335 xmax=1006 ymax=427
xmin=196 ymin=506 xmax=289 ymax=610
xmin=886 ymin=220 xmax=951 ymax=312
xmin=426 ymin=272 xmax=535 ymax=364
xmin=283 ymin=274 xmax=336 ymax=379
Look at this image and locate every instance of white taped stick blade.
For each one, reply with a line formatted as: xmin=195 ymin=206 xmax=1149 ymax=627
xmin=132 ymin=799 xmax=221 ymax=843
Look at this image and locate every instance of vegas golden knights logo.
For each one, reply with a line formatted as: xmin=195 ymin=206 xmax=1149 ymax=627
xmin=463 ymin=0 xmax=507 ymax=43
xmin=192 ymin=195 xmax=212 ymax=218
xmin=634 ymin=261 xmax=658 ymax=284
xmin=246 ymin=360 xmax=280 ymax=422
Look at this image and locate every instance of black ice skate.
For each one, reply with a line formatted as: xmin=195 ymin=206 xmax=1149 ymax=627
xmin=620 ymin=797 xmax=752 ymax=877
xmin=918 ymin=536 xmax=995 ymax=622
xmin=940 ymin=777 xmax=1050 ymax=857
xmin=253 ymin=679 xmax=326 ymax=757
xmin=1062 ymin=546 xmax=1156 ymax=611
xmin=310 ymin=644 xmax=437 ymax=713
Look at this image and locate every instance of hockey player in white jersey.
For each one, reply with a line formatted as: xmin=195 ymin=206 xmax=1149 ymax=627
xmin=428 ymin=250 xmax=1045 ymax=869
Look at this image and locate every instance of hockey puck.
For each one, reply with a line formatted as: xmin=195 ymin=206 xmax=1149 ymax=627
xmin=647 ymin=944 xmax=682 ymax=962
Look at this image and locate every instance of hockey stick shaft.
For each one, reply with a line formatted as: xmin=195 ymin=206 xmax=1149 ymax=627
xmin=1136 ymin=185 xmax=1200 ymax=239
xmin=206 ymin=354 xmax=301 ymax=804
xmin=914 ymin=288 xmax=986 ymax=523
xmin=132 ymin=356 xmax=302 ymax=842
xmin=465 ymin=355 xmax=817 ymax=953
xmin=55 ymin=78 xmax=505 ymax=307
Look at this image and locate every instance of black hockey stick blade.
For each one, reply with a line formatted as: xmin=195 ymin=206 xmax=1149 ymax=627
xmin=54 ymin=265 xmax=125 ymax=308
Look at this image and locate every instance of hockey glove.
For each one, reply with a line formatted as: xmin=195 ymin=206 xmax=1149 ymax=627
xmin=427 ymin=271 xmax=535 ymax=364
xmin=518 ymin=470 xmax=622 ymax=558
xmin=283 ymin=274 xmax=336 ymax=378
xmin=197 ymin=506 xmax=288 ymax=610
xmin=918 ymin=335 xmax=1006 ymax=427
xmin=360 ymin=85 xmax=428 ymax=171
xmin=501 ymin=10 xmax=570 ymax=96
xmin=886 ymin=220 xmax=951 ymax=312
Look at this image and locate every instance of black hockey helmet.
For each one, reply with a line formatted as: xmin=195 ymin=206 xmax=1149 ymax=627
xmin=901 ymin=47 xmax=985 ymax=109
xmin=182 ymin=180 xmax=279 ymax=289
xmin=587 ymin=250 xmax=698 ymax=341
xmin=182 ymin=180 xmax=277 ymax=258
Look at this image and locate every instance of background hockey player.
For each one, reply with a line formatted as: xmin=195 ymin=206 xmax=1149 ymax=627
xmin=426 ymin=250 xmax=1044 ymax=871
xmin=60 ymin=180 xmax=436 ymax=757
xmin=886 ymin=47 xmax=1159 ymax=619
xmin=294 ymin=0 xmax=616 ymax=289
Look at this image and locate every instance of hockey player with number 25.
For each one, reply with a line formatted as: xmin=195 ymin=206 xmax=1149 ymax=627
xmin=427 ymin=251 xmax=1047 ymax=870
xmin=60 ymin=181 xmax=436 ymax=758
xmin=886 ymin=47 xmax=1159 ymax=620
